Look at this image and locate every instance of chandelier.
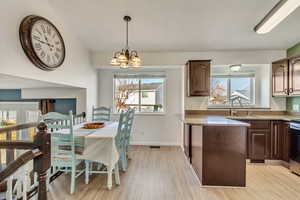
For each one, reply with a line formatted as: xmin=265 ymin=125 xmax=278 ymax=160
xmin=110 ymin=16 xmax=141 ymax=68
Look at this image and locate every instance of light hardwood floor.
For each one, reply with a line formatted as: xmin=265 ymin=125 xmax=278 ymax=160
xmin=48 ymin=146 xmax=300 ymax=200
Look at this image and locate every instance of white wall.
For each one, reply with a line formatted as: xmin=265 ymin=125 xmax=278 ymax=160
xmin=94 ymin=50 xmax=287 ymax=145
xmin=92 ymin=50 xmax=286 ymax=67
xmin=21 ymin=88 xmax=86 ymax=114
xmin=93 ymin=50 xmax=287 ymax=111
xmin=98 ymin=68 xmax=183 ymax=146
xmin=0 ymin=0 xmax=97 ymax=118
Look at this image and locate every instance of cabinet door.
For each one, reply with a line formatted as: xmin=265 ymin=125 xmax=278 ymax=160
xmin=248 ymin=129 xmax=269 ymax=161
xmin=187 ymin=60 xmax=211 ymax=96
xmin=183 ymin=124 xmax=191 ymax=162
xmin=272 ymin=59 xmax=289 ymax=96
xmin=282 ymin=122 xmax=290 ymax=162
xmin=289 ymin=57 xmax=300 ymax=96
xmin=270 ymin=121 xmax=283 ymax=160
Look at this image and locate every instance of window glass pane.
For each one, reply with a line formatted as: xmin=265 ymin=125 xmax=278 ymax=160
xmin=210 ymin=78 xmax=229 ymax=105
xmin=114 ymin=75 xmax=165 ymax=113
xmin=230 ymin=77 xmax=253 ymax=105
xmin=114 ymin=78 xmax=139 ymax=112
xmin=140 ymin=78 xmax=164 ymax=112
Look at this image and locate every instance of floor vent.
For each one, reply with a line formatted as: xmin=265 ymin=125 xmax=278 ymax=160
xmin=150 ymin=146 xmax=160 ymax=149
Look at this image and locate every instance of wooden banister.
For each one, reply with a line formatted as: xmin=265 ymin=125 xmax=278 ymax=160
xmin=0 ymin=141 xmax=37 ymax=149
xmin=0 ymin=122 xmax=39 ymax=134
xmin=34 ymin=122 xmax=50 ymax=200
xmin=0 ymin=121 xmax=50 ymax=200
xmin=0 ymin=149 xmax=42 ymax=183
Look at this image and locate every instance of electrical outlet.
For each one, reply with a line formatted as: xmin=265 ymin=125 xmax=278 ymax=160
xmin=293 ymin=104 xmax=299 ymax=111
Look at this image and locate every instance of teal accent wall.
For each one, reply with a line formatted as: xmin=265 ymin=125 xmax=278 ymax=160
xmin=0 ymin=89 xmax=76 ymax=114
xmin=287 ymin=42 xmax=300 ymax=112
xmin=54 ymin=99 xmax=76 ymax=114
xmin=0 ymin=89 xmax=37 ymax=102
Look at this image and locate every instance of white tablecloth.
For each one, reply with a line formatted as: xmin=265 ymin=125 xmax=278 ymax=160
xmin=75 ymin=122 xmax=120 ymax=168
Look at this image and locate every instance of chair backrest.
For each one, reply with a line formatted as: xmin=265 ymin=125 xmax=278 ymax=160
xmin=115 ymin=111 xmax=127 ymax=153
xmin=125 ymin=108 xmax=135 ymax=144
xmin=92 ymin=106 xmax=111 ymax=122
xmin=73 ymin=112 xmax=86 ymax=125
xmin=41 ymin=111 xmax=81 ymax=160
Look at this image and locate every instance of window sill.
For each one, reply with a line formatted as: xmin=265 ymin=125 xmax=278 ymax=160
xmin=112 ymin=112 xmax=166 ymax=116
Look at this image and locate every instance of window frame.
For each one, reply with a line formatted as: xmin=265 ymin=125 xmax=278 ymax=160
xmin=113 ymin=73 xmax=167 ymax=115
xmin=208 ymin=74 xmax=255 ymax=108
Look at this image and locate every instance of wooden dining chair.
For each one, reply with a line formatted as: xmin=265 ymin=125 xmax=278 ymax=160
xmin=41 ymin=111 xmax=85 ymax=194
xmin=92 ymin=106 xmax=111 ymax=122
xmin=119 ymin=108 xmax=135 ymax=171
xmin=84 ymin=112 xmax=129 ymax=190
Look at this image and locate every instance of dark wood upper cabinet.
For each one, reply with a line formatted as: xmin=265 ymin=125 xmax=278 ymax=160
xmin=186 ymin=60 xmax=211 ymax=96
xmin=272 ymin=55 xmax=300 ymax=96
xmin=289 ymin=57 xmax=300 ymax=96
xmin=272 ymin=59 xmax=289 ymax=96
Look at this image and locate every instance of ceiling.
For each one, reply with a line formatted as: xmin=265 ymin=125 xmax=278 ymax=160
xmin=49 ymin=0 xmax=300 ymax=52
xmin=0 ymin=74 xmax=75 ymax=89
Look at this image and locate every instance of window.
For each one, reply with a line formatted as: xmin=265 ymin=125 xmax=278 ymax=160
xmin=209 ymin=75 xmax=255 ymax=107
xmin=114 ymin=73 xmax=165 ymax=113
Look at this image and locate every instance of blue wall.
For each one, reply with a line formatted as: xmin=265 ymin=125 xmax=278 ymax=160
xmin=0 ymin=89 xmax=76 ymax=114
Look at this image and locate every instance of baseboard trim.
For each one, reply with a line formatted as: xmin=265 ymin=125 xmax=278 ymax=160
xmin=130 ymin=141 xmax=181 ymax=146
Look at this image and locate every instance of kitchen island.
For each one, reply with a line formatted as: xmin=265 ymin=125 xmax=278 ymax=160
xmin=183 ymin=116 xmax=250 ymax=187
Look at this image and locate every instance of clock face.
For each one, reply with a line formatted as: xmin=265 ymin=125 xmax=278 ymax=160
xmin=19 ymin=15 xmax=65 ymax=71
xmin=31 ymin=20 xmax=64 ymax=68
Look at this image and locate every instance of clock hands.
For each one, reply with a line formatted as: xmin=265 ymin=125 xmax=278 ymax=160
xmin=34 ymin=37 xmax=54 ymax=48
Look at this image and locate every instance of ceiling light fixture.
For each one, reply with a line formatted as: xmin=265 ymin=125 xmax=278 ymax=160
xmin=230 ymin=64 xmax=242 ymax=72
xmin=254 ymin=0 xmax=300 ymax=34
xmin=110 ymin=16 xmax=141 ymax=68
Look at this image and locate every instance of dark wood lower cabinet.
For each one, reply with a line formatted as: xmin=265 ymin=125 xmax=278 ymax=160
xmin=183 ymin=124 xmax=191 ymax=162
xmin=248 ymin=129 xmax=269 ymax=162
xmin=191 ymin=125 xmax=246 ymax=187
xmin=282 ymin=122 xmax=290 ymax=162
xmin=246 ymin=120 xmax=289 ymax=163
xmin=270 ymin=121 xmax=283 ymax=160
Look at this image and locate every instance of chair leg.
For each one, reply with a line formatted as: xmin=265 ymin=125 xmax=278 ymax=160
xmin=70 ymin=165 xmax=76 ymax=194
xmin=107 ymin=165 xmax=113 ymax=190
xmin=114 ymin=162 xmax=120 ymax=185
xmin=85 ymin=160 xmax=89 ymax=184
xmin=121 ymin=151 xmax=128 ymax=172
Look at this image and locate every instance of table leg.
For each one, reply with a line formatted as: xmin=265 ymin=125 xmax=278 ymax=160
xmin=115 ymin=162 xmax=120 ymax=185
xmin=107 ymin=165 xmax=113 ymax=190
xmin=85 ymin=160 xmax=89 ymax=184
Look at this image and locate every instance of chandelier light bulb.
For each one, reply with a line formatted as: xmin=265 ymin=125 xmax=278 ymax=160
xmin=110 ymin=16 xmax=141 ymax=68
xmin=110 ymin=57 xmax=120 ymax=66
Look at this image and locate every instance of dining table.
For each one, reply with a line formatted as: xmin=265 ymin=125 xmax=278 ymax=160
xmin=61 ymin=121 xmax=120 ymax=189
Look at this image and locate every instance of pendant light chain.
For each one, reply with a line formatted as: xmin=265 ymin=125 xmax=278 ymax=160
xmin=126 ymin=19 xmax=129 ymax=49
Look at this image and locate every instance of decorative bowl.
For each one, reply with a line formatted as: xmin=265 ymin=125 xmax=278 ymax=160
xmin=83 ymin=122 xmax=105 ymax=129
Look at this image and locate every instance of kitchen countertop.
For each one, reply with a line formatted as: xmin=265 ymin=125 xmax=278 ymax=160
xmin=183 ymin=114 xmax=300 ymax=126
xmin=183 ymin=116 xmax=250 ymax=127
xmin=226 ymin=115 xmax=299 ymax=121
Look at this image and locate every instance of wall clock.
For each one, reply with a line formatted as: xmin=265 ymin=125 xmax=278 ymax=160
xmin=19 ymin=15 xmax=66 ymax=71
